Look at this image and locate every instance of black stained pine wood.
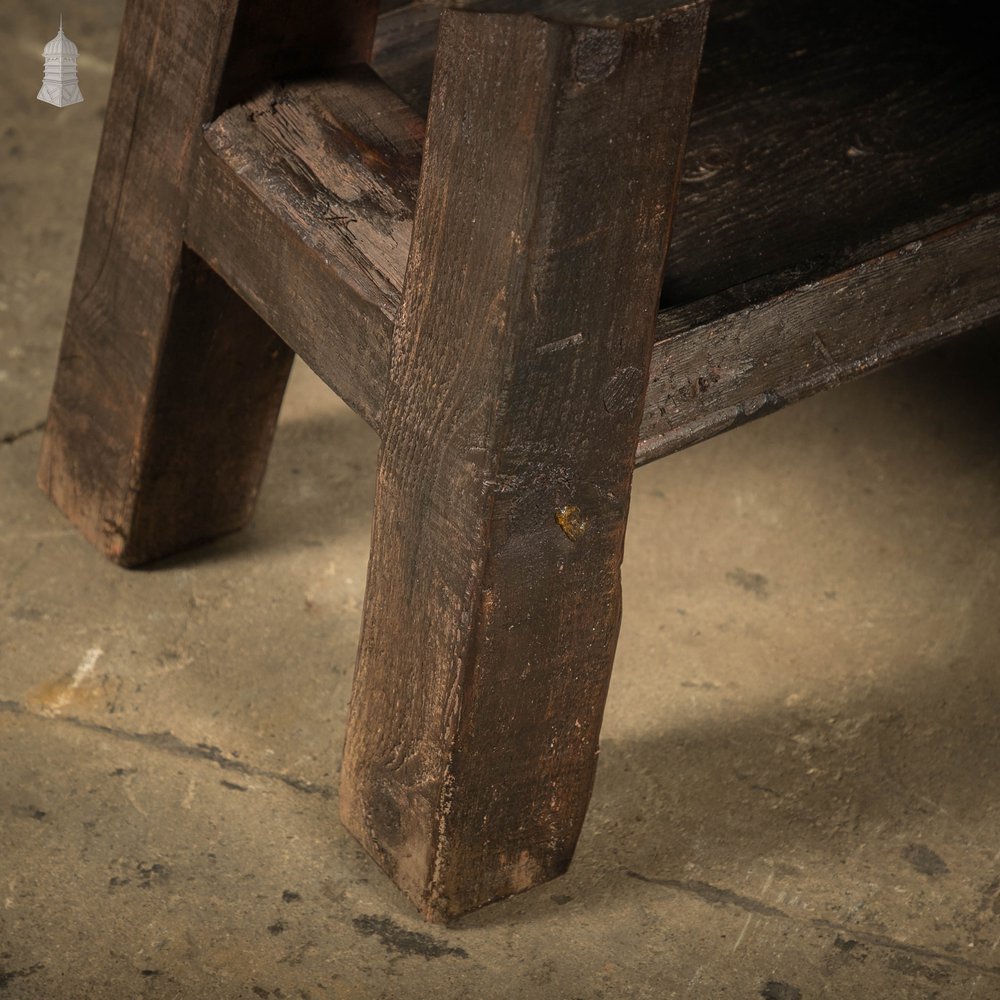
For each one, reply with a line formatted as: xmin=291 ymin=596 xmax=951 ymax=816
xmin=187 ymin=67 xmax=423 ymax=431
xmin=339 ymin=2 xmax=709 ymax=921
xmin=39 ymin=0 xmax=381 ymax=566
xmin=372 ymin=0 xmax=1000 ymax=308
xmin=638 ymin=210 xmax=1000 ymax=462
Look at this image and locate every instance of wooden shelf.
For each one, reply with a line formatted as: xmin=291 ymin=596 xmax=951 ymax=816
xmin=369 ymin=0 xmax=1000 ymax=461
xmin=373 ymin=0 xmax=1000 ymax=310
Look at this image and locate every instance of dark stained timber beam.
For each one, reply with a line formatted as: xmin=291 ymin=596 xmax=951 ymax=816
xmin=637 ymin=210 xmax=1000 ymax=464
xmin=190 ymin=57 xmax=1000 ymax=458
xmin=339 ymin=1 xmax=710 ymax=922
xmin=186 ymin=67 xmax=423 ymax=432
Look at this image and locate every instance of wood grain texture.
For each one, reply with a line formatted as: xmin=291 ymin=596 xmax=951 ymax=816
xmin=126 ymin=250 xmax=294 ymax=559
xmin=39 ymin=0 xmax=380 ymax=565
xmin=39 ymin=0 xmax=245 ymax=564
xmin=187 ymin=67 xmax=423 ymax=430
xmin=373 ymin=0 xmax=1000 ymax=305
xmin=340 ymin=2 xmax=709 ymax=921
xmin=637 ymin=211 xmax=1000 ymax=463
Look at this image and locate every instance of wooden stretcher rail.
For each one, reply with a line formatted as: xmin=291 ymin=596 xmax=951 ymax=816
xmin=186 ymin=65 xmax=422 ymax=431
xmin=187 ymin=64 xmax=1000 ymax=471
xmin=636 ymin=210 xmax=1000 ymax=465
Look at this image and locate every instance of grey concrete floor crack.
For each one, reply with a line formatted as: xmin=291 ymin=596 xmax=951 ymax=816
xmin=0 ymin=698 xmax=334 ymax=798
xmin=626 ymin=870 xmax=1000 ymax=979
xmin=1 ymin=419 xmax=46 ymax=446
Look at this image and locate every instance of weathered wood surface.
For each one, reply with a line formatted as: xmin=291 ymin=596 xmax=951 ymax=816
xmin=636 ymin=211 xmax=1000 ymax=463
xmin=39 ymin=0 xmax=380 ymax=566
xmin=126 ymin=250 xmax=294 ymax=555
xmin=373 ymin=0 xmax=1000 ymax=306
xmin=340 ymin=3 xmax=709 ymax=921
xmin=38 ymin=0 xmax=1000 ymax=928
xmin=636 ymin=212 xmax=1000 ymax=465
xmin=187 ymin=67 xmax=422 ymax=431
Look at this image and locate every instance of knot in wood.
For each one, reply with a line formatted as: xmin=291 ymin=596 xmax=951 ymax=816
xmin=602 ymin=366 xmax=645 ymax=415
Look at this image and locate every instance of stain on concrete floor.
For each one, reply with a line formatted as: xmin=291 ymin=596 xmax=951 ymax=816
xmin=3 ymin=2 xmax=1000 ymax=998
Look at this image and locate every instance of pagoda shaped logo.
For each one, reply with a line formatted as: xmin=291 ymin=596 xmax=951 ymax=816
xmin=38 ymin=16 xmax=84 ymax=108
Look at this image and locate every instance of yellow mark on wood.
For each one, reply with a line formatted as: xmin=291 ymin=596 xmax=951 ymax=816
xmin=555 ymin=506 xmax=587 ymax=542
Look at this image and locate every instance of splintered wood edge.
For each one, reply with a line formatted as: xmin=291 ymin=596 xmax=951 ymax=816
xmin=201 ymin=68 xmax=420 ymax=314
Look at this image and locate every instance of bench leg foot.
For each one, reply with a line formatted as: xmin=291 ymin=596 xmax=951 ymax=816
xmin=41 ymin=248 xmax=294 ymax=566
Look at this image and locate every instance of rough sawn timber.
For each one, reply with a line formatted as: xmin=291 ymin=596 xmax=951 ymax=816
xmin=637 ymin=210 xmax=1000 ymax=462
xmin=339 ymin=2 xmax=709 ymax=921
xmin=187 ymin=67 xmax=423 ymax=431
xmin=38 ymin=0 xmax=381 ymax=566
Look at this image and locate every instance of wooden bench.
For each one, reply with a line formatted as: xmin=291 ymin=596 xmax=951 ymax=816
xmin=39 ymin=0 xmax=1000 ymax=922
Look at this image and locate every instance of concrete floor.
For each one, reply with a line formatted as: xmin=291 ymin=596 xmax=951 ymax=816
xmin=3 ymin=3 xmax=1000 ymax=998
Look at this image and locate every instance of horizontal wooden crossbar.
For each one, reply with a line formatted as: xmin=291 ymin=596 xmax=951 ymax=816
xmin=186 ymin=69 xmax=1000 ymax=467
xmin=186 ymin=65 xmax=421 ymax=431
xmin=638 ymin=210 xmax=1000 ymax=464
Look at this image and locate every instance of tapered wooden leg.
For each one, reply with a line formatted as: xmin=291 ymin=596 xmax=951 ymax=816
xmin=39 ymin=0 xmax=379 ymax=566
xmin=340 ymin=3 xmax=709 ymax=921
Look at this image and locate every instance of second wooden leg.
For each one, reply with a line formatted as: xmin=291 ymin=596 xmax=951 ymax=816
xmin=38 ymin=0 xmax=380 ymax=566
